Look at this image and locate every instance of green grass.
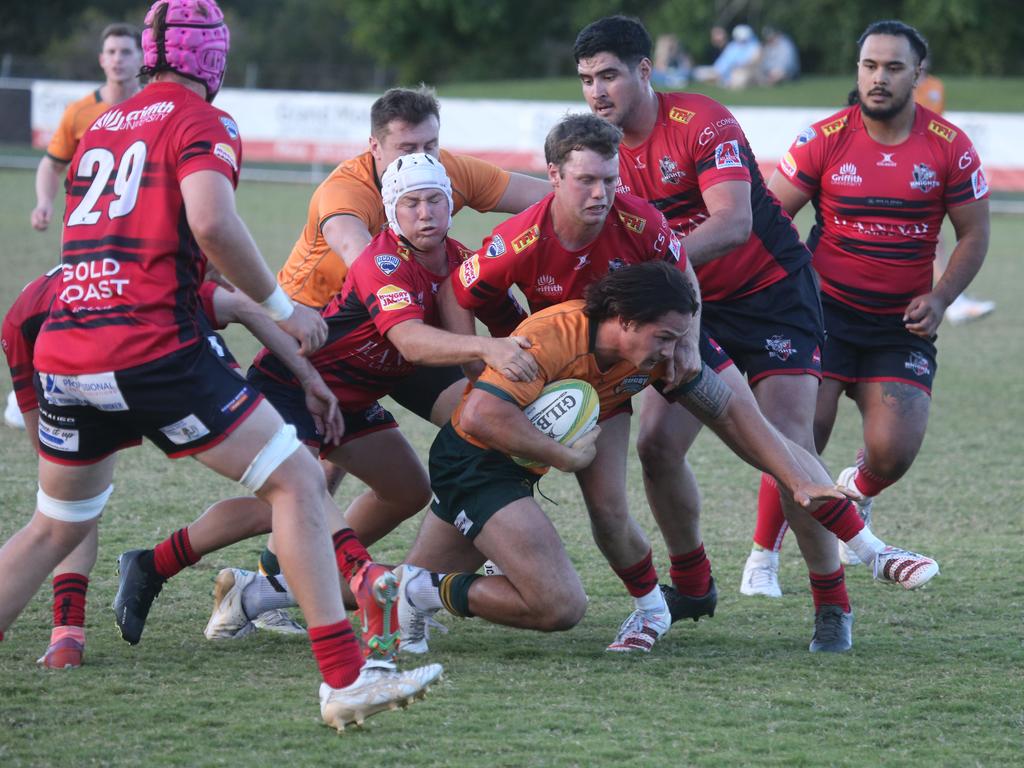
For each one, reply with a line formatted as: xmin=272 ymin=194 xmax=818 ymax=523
xmin=1 ymin=168 xmax=1022 ymax=766
xmin=438 ymin=75 xmax=1024 ymax=112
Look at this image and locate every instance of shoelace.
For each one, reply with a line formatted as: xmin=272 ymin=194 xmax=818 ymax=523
xmin=814 ymin=608 xmax=846 ymax=643
xmin=748 ymin=565 xmax=777 ymax=590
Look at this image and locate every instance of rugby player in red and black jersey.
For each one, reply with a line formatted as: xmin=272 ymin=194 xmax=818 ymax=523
xmin=0 ymin=0 xmax=442 ymax=731
xmin=765 ymin=21 xmax=989 ymax=575
xmin=574 ymin=16 xmax=939 ymax=651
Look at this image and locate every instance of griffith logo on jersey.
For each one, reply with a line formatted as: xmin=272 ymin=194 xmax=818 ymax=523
xmin=91 ymin=101 xmax=175 ymax=131
xmin=511 ymin=225 xmax=540 ymax=254
xmin=669 ymin=107 xmax=695 ymax=124
xmin=617 ymin=210 xmax=646 ymax=234
xmin=458 ymin=254 xmax=480 ymax=288
xmin=910 ymin=163 xmax=940 ymax=193
xmin=535 ymin=274 xmax=563 ymax=297
xmin=375 ymin=254 xmax=401 ymax=276
xmin=830 ymin=162 xmax=862 ymax=186
xmin=928 ymin=120 xmax=957 ymax=143
xmin=376 ymin=284 xmax=413 ymax=312
xmin=821 ymin=116 xmax=847 ymax=136
xmin=714 ymin=140 xmax=742 ymax=169
xmin=485 ymin=234 xmax=506 ymax=258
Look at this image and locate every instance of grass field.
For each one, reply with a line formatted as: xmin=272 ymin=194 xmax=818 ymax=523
xmin=0 ymin=168 xmax=1021 ymax=766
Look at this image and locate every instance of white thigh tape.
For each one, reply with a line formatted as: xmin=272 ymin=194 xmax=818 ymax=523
xmin=239 ymin=423 xmax=301 ymax=492
xmin=37 ymin=484 xmax=113 ymax=522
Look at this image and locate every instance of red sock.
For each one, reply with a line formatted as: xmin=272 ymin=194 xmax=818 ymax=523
xmin=854 ymin=448 xmax=896 ymax=497
xmin=52 ymin=572 xmax=88 ymax=627
xmin=753 ymin=474 xmax=788 ymax=551
xmin=810 ymin=498 xmax=865 ymax=541
xmin=152 ymin=527 xmax=200 ymax=580
xmin=332 ymin=528 xmax=370 ymax=582
xmin=309 ymin=621 xmax=364 ymax=689
xmin=669 ymin=544 xmax=712 ymax=596
xmin=612 ymin=550 xmax=659 ymax=598
xmin=809 ymin=567 xmax=850 ymax=612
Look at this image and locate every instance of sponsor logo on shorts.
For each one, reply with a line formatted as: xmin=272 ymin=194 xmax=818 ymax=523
xmin=615 ymin=374 xmax=650 ymax=395
xmin=159 ymin=414 xmax=211 ymax=446
xmin=221 ymin=388 xmax=250 ymax=414
xmin=669 ymin=107 xmax=695 ymax=124
xmin=821 ymin=116 xmax=847 ymax=137
xmin=780 ymin=151 xmax=797 ymax=178
xmin=486 ymin=234 xmax=506 ymax=258
xmin=511 ymin=225 xmax=540 ymax=254
xmin=213 ymin=142 xmax=238 ymax=172
xmin=220 ymin=117 xmax=239 ymax=140
xmin=928 ymin=119 xmax=957 ymax=143
xmin=38 ymin=422 xmax=79 ymax=452
xmin=376 ymin=284 xmax=413 ymax=311
xmin=206 ymin=334 xmax=226 ymax=358
xmin=375 ymin=253 xmax=401 ymax=276
xmin=910 ymin=163 xmax=940 ymax=193
xmin=904 ymin=352 xmax=931 ymax=377
xmin=714 ymin=140 xmax=742 ymax=169
xmin=765 ymin=335 xmax=797 ymax=361
xmin=535 ymin=274 xmax=563 ymax=297
xmin=91 ymin=101 xmax=175 ymax=131
xmin=795 ymin=126 xmax=816 ymax=145
xmin=831 ymin=162 xmax=862 ymax=186
xmin=972 ymin=167 xmax=988 ymax=199
xmin=877 ymin=152 xmax=897 ymax=167
xmin=41 ymin=372 xmax=128 ymax=411
xmin=812 ymin=345 xmax=821 ymax=367
xmin=364 ymin=402 xmax=388 ymax=423
xmin=458 ymin=255 xmax=480 ymax=288
xmin=453 ymin=510 xmax=473 ymax=536
xmin=617 ymin=210 xmax=646 ymax=234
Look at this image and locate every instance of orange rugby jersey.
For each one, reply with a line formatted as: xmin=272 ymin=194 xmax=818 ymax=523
xmin=277 ymin=149 xmax=510 ymax=307
xmin=46 ymin=90 xmax=111 ymax=163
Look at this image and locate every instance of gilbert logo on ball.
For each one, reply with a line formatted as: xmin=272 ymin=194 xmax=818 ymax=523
xmin=513 ymin=379 xmax=599 ymax=468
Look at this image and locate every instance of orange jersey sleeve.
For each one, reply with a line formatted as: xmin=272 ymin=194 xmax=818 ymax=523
xmin=46 ymin=91 xmax=107 ymax=163
xmin=440 ymin=149 xmax=511 ymax=214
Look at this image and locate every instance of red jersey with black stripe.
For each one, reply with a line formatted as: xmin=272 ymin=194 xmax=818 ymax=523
xmin=778 ymin=104 xmax=988 ymax=314
xmin=2 ymin=267 xmax=61 ymax=412
xmin=35 ymin=82 xmax=243 ymax=373
xmin=451 ymin=192 xmax=686 ymax=321
xmin=616 ymin=92 xmax=810 ymax=303
xmin=253 ymin=230 xmax=467 ymax=410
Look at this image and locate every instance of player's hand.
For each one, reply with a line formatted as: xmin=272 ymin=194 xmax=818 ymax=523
xmin=790 ymin=481 xmax=848 ymax=508
xmin=302 ymin=375 xmax=344 ymax=446
xmin=903 ymin=292 xmax=948 ymax=338
xmin=484 ymin=336 xmax=538 ymax=382
xmin=278 ymin=303 xmax=328 ymax=355
xmin=31 ymin=203 xmax=53 ymax=231
xmin=662 ymin=336 xmax=702 ymax=390
xmin=558 ymin=426 xmax=601 ymax=473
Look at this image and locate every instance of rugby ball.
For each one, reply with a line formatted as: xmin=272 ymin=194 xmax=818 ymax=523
xmin=512 ymin=379 xmax=599 ymax=468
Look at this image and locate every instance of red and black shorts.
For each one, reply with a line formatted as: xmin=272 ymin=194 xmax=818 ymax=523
xmin=820 ymin=294 xmax=937 ymax=395
xmin=34 ymin=340 xmax=262 ymax=465
xmin=701 ymin=265 xmax=824 ymax=385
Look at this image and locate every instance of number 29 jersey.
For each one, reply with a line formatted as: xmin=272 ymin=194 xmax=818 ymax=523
xmin=35 ymin=82 xmax=244 ymax=374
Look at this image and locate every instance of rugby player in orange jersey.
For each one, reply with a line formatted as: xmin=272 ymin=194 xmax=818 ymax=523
xmin=397 ymin=261 xmax=846 ymax=651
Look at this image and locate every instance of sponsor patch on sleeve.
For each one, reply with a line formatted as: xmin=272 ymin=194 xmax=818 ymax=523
xmin=821 ymin=117 xmax=848 ymax=136
xmin=795 ymin=126 xmax=816 ymax=145
xmin=928 ymin=119 xmax=957 ymax=143
xmin=485 ymin=234 xmax=506 ymax=258
xmin=376 ymin=284 xmax=413 ymax=311
xmin=375 ymin=253 xmax=401 ymax=276
xmin=780 ymin=151 xmax=797 ymax=178
xmin=213 ymin=142 xmax=238 ymax=172
xmin=971 ymin=167 xmax=989 ymax=199
xmin=511 ymin=225 xmax=540 ymax=254
xmin=219 ymin=116 xmax=239 ymax=140
xmin=714 ymin=140 xmax=742 ymax=169
xmin=617 ymin=210 xmax=646 ymax=234
xmin=669 ymin=107 xmax=696 ymax=124
xmin=667 ymin=233 xmax=682 ymax=262
xmin=458 ymin=254 xmax=480 ymax=288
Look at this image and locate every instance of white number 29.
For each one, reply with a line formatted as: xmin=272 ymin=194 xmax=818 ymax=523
xmin=67 ymin=141 xmax=147 ymax=226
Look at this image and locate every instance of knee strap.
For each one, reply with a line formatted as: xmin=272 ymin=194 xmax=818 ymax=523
xmin=239 ymin=423 xmax=301 ymax=492
xmin=37 ymin=484 xmax=113 ymax=522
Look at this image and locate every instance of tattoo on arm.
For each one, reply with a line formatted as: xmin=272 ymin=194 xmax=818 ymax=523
xmin=666 ymin=363 xmax=732 ymax=420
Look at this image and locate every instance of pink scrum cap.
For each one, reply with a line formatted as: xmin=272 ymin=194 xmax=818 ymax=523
xmin=142 ymin=0 xmax=230 ymax=101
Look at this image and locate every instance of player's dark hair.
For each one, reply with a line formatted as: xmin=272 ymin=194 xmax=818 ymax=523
xmin=858 ymin=20 xmax=929 ymax=65
xmin=584 ymin=261 xmax=699 ymax=326
xmin=371 ymin=85 xmax=440 ymax=139
xmin=101 ymin=23 xmax=142 ymax=49
xmin=544 ymin=113 xmax=623 ymax=169
xmin=574 ymin=15 xmax=652 ymax=68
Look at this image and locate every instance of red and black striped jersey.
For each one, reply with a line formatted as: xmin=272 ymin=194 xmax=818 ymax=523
xmin=451 ymin=191 xmax=686 ymax=323
xmin=35 ymin=82 xmax=243 ymax=373
xmin=617 ymin=92 xmax=809 ymax=303
xmin=778 ymin=104 xmax=988 ymax=314
xmin=2 ymin=267 xmax=60 ymax=411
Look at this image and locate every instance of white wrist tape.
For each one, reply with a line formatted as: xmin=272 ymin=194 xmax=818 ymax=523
xmin=260 ymin=285 xmax=295 ymax=322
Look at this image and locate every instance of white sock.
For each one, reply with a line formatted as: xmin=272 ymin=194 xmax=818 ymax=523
xmin=242 ymin=574 xmax=296 ymax=617
xmin=407 ymin=568 xmax=444 ymax=611
xmin=748 ymin=548 xmax=779 ymax=567
xmin=634 ymin=584 xmax=667 ymax=613
xmin=846 ymin=527 xmax=886 ymax=565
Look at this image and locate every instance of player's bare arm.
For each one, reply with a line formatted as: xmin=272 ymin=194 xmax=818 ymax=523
xmin=438 ymin=277 xmax=486 ymax=379
xmin=321 ymin=213 xmax=373 ymax=268
xmin=460 ymin=389 xmax=600 ymax=473
xmin=767 ymin=171 xmax=814 ymax=218
xmin=386 ymin=319 xmax=537 ymax=383
xmin=677 ymin=179 xmax=752 ymax=267
xmin=904 ymin=198 xmax=990 ymax=338
xmin=667 ymin=364 xmax=844 ymax=507
xmin=665 ymin=258 xmax=703 ymax=388
xmin=494 ymin=172 xmax=552 ymax=213
xmin=31 ymin=157 xmax=68 ymax=231
xmin=181 ymin=170 xmax=327 ymax=354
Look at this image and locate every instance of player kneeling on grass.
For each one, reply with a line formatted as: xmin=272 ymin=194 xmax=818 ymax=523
xmin=0 ymin=0 xmax=441 ymax=731
xmin=397 ymin=261 xmax=846 ymax=651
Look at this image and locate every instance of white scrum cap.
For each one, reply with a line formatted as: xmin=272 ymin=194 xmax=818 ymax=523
xmin=381 ymin=152 xmax=454 ymax=239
